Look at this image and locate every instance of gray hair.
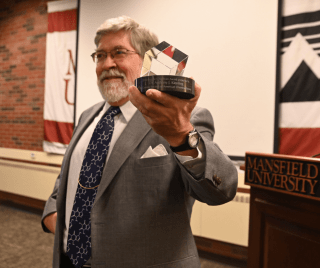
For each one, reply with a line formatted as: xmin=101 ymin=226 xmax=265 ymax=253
xmin=95 ymin=15 xmax=159 ymax=58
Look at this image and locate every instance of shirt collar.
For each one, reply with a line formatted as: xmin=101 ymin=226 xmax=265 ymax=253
xmin=103 ymin=100 xmax=137 ymax=123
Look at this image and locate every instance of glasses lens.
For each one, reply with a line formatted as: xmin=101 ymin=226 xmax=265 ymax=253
xmin=91 ymin=53 xmax=96 ymax=62
xmin=95 ymin=52 xmax=107 ymax=62
xmin=113 ymin=48 xmax=127 ymax=59
xmin=92 ymin=49 xmax=133 ymax=62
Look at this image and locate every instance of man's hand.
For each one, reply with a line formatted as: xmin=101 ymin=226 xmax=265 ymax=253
xmin=43 ymin=212 xmax=57 ymax=234
xmin=129 ymin=78 xmax=201 ymax=151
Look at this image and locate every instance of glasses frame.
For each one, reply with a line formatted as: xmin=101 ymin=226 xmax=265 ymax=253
xmin=91 ymin=48 xmax=139 ymax=63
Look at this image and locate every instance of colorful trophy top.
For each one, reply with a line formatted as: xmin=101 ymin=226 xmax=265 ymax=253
xmin=141 ymin=41 xmax=188 ymax=77
xmin=136 ymin=41 xmax=194 ymax=99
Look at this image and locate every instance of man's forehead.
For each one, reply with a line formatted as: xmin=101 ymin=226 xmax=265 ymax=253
xmin=97 ymin=31 xmax=133 ymax=49
xmin=95 ymin=45 xmax=125 ymax=52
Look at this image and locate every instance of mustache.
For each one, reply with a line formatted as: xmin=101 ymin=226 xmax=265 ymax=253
xmin=99 ymin=69 xmax=126 ymax=83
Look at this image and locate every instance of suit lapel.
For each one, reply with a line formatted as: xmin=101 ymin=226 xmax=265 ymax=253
xmin=94 ymin=110 xmax=151 ymax=206
xmin=71 ymin=102 xmax=105 ymax=151
xmin=57 ymin=102 xmax=105 ymax=210
xmin=63 ymin=102 xmax=105 ymax=176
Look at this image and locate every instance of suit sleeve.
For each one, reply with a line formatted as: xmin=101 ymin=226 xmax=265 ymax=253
xmin=177 ymin=107 xmax=238 ymax=206
xmin=41 ymin=113 xmax=84 ymax=233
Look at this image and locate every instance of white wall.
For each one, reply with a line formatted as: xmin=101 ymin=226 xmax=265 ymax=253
xmin=76 ymin=0 xmax=278 ymax=157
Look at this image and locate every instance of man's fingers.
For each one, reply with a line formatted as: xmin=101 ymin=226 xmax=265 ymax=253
xmin=129 ymin=80 xmax=201 ymax=119
xmin=145 ymin=89 xmax=179 ymax=107
xmin=129 ymin=86 xmax=149 ymax=112
xmin=129 ymin=86 xmax=146 ymax=106
xmin=129 ymin=86 xmax=163 ymax=116
xmin=189 ymin=77 xmax=201 ymax=102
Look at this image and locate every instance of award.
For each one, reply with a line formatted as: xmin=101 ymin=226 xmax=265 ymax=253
xmin=135 ymin=41 xmax=195 ymax=99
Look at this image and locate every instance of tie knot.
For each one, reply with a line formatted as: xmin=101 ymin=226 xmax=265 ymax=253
xmin=108 ymin=106 xmax=121 ymax=117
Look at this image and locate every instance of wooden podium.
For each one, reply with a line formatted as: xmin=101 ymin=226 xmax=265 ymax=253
xmin=244 ymin=152 xmax=320 ymax=268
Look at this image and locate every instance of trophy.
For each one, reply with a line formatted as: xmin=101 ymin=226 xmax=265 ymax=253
xmin=135 ymin=41 xmax=195 ymax=99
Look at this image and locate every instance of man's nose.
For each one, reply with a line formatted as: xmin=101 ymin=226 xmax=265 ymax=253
xmin=101 ymin=55 xmax=117 ymax=70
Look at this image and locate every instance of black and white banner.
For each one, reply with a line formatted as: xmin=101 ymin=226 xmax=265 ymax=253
xmin=279 ymin=0 xmax=320 ymax=157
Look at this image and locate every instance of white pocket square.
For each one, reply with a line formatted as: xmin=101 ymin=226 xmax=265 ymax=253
xmin=140 ymin=144 xmax=168 ymax=159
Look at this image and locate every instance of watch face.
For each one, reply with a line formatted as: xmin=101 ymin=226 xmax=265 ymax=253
xmin=188 ymin=132 xmax=199 ymax=148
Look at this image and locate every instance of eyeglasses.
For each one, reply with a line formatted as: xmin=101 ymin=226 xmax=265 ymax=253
xmin=91 ymin=48 xmax=139 ymax=63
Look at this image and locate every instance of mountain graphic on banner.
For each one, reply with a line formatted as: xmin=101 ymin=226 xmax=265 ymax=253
xmin=281 ymin=33 xmax=320 ymax=89
xmin=279 ymin=4 xmax=320 ymax=157
xmin=280 ymin=60 xmax=320 ymax=102
xmin=279 ymin=32 xmax=320 ymax=157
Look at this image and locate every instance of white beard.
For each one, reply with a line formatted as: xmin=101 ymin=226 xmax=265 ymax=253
xmin=97 ymin=70 xmax=133 ymax=103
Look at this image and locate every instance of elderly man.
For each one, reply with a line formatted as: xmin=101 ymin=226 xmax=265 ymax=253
xmin=42 ymin=15 xmax=238 ymax=268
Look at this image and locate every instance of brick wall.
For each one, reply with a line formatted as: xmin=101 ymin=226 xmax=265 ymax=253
xmin=0 ymin=0 xmax=56 ymax=151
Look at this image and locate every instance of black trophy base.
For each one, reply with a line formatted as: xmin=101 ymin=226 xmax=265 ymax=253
xmin=135 ymin=75 xmax=195 ymax=99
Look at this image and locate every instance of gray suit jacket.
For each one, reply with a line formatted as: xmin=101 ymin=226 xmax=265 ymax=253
xmin=42 ymin=101 xmax=238 ymax=268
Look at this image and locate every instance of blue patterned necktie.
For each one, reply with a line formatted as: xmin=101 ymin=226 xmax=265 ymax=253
xmin=66 ymin=106 xmax=121 ymax=268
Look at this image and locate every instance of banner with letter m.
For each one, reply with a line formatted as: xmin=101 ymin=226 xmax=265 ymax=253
xmin=43 ymin=0 xmax=77 ymax=154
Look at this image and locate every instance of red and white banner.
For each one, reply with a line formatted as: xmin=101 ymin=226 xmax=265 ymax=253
xmin=43 ymin=0 xmax=77 ymax=154
xmin=279 ymin=0 xmax=320 ymax=157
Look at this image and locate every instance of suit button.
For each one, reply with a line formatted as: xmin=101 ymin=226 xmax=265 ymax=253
xmin=213 ymin=176 xmax=222 ymax=185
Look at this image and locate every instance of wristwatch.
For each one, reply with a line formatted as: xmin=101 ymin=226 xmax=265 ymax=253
xmin=170 ymin=127 xmax=200 ymax=152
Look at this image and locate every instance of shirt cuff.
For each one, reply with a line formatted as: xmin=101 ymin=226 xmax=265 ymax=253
xmin=174 ymin=140 xmax=206 ymax=178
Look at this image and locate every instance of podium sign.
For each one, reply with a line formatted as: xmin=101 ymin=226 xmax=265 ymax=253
xmin=245 ymin=152 xmax=320 ymax=268
xmin=245 ymin=152 xmax=320 ymax=200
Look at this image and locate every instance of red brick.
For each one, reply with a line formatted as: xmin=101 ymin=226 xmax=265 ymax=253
xmin=0 ymin=0 xmax=58 ymax=152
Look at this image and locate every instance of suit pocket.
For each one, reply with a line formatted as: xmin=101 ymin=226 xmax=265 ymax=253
xmin=131 ymin=154 xmax=178 ymax=189
xmin=136 ymin=154 xmax=173 ymax=167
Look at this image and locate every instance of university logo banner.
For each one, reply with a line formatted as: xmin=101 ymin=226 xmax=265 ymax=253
xmin=43 ymin=0 xmax=77 ymax=154
xmin=279 ymin=0 xmax=320 ymax=157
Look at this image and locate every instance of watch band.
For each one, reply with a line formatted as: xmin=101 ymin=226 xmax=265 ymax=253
xmin=170 ymin=128 xmax=200 ymax=152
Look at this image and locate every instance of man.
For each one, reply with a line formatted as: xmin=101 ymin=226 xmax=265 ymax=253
xmin=42 ymin=15 xmax=238 ymax=268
